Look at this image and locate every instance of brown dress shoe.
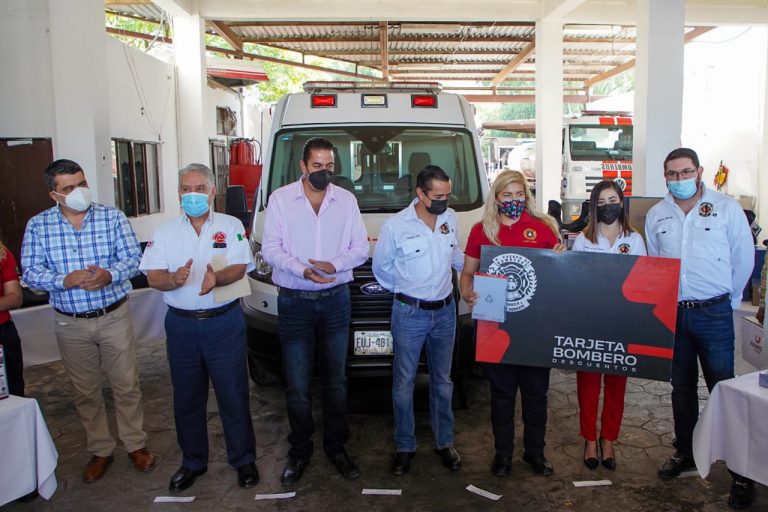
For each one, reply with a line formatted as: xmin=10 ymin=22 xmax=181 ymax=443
xmin=128 ymin=448 xmax=156 ymax=472
xmin=83 ymin=455 xmax=114 ymax=483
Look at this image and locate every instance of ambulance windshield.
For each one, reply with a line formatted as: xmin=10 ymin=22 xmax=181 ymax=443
xmin=266 ymin=127 xmax=484 ymax=212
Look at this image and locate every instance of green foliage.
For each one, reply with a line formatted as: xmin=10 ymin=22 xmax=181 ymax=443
xmin=105 ymin=13 xmax=169 ymax=52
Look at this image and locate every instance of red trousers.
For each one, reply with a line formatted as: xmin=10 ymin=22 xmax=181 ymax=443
xmin=576 ymin=371 xmax=628 ymax=441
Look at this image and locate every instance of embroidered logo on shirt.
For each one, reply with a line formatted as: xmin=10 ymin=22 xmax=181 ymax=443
xmin=439 ymin=222 xmax=450 ymax=234
xmin=618 ymin=243 xmax=631 ymax=254
xmin=213 ymin=231 xmax=227 ymax=248
xmin=146 ymin=241 xmax=153 ymax=248
xmin=699 ymin=202 xmax=713 ymax=217
xmin=523 ymin=228 xmax=537 ymax=241
xmin=487 ymin=253 xmax=537 ymax=313
xmin=237 ymin=233 xmax=245 ymax=241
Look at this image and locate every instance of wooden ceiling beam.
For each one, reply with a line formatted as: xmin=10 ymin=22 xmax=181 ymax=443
xmin=380 ymin=21 xmax=389 ymax=81
xmin=491 ymin=42 xmax=535 ymax=87
xmin=106 ymin=27 xmax=380 ymax=80
xmin=208 ymin=20 xmax=244 ymax=52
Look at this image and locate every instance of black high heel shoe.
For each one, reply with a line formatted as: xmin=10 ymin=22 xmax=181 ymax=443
xmin=583 ymin=440 xmax=598 ymax=470
xmin=599 ymin=437 xmax=617 ymax=471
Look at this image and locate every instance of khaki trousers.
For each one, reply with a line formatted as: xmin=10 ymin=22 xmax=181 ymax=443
xmin=54 ymin=300 xmax=147 ymax=456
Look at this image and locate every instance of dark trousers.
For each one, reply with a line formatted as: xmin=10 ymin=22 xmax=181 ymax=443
xmin=672 ymin=300 xmax=735 ymax=458
xmin=485 ymin=363 xmax=551 ymax=458
xmin=165 ymin=306 xmax=256 ymax=470
xmin=672 ymin=299 xmax=752 ymax=484
xmin=0 ymin=321 xmax=24 ymax=397
xmin=277 ymin=287 xmax=351 ymax=460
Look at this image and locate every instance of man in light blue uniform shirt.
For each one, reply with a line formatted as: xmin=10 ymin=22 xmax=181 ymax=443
xmin=645 ymin=147 xmax=755 ymax=509
xmin=373 ymin=165 xmax=464 ymax=476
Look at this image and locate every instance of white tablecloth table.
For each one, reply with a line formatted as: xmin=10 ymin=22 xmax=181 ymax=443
xmin=693 ymin=372 xmax=768 ymax=486
xmin=0 ymin=395 xmax=58 ymax=505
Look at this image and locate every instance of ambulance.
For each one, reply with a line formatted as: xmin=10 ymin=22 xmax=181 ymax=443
xmin=560 ymin=112 xmax=633 ymax=221
xmin=242 ymin=81 xmax=489 ymax=385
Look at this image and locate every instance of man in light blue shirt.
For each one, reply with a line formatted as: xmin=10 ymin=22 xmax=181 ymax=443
xmin=373 ymin=165 xmax=463 ymax=476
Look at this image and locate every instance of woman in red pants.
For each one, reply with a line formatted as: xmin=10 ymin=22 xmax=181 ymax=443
xmin=571 ymin=180 xmax=646 ymax=470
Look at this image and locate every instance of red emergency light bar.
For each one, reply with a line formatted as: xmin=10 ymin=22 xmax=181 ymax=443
xmin=411 ymin=95 xmax=437 ymax=108
xmin=311 ymin=94 xmax=337 ymax=108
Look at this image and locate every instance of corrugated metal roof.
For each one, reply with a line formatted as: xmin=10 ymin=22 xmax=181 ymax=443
xmin=105 ymin=4 xmax=716 ymax=95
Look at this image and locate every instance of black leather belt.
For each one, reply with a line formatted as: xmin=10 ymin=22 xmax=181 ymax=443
xmin=55 ymin=296 xmax=127 ymax=319
xmin=278 ymin=284 xmax=347 ymax=300
xmin=395 ymin=292 xmax=453 ymax=310
xmin=168 ymin=300 xmax=238 ymax=319
xmin=678 ymin=293 xmax=729 ymax=310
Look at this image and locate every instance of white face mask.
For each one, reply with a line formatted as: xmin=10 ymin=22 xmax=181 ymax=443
xmin=56 ymin=186 xmax=93 ymax=213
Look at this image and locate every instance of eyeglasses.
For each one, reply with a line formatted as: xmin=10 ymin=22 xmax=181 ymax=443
xmin=664 ymin=168 xmax=698 ymax=179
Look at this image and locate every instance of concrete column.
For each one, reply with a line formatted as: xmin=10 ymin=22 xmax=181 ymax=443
xmin=633 ymin=0 xmax=685 ymax=196
xmin=172 ymin=9 xmax=208 ymax=166
xmin=534 ymin=18 xmax=564 ymax=210
xmin=48 ymin=0 xmax=112 ymax=204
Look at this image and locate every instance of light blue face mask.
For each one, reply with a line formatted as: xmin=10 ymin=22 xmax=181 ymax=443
xmin=181 ymin=192 xmax=210 ymax=217
xmin=667 ymin=177 xmax=698 ymax=200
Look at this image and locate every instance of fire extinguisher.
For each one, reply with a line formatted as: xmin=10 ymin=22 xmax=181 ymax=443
xmin=230 ymin=138 xmax=256 ymax=165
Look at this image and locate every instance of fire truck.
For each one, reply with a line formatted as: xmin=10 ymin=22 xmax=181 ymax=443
xmin=560 ymin=112 xmax=633 ymax=221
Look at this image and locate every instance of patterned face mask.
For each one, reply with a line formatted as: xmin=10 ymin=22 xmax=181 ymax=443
xmin=498 ymin=199 xmax=525 ymax=220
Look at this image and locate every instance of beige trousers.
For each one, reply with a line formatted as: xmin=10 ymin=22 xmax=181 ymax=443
xmin=54 ymin=300 xmax=147 ymax=456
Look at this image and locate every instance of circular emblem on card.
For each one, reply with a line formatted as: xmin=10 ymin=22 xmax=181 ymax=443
xmin=699 ymin=202 xmax=713 ymax=217
xmin=487 ymin=253 xmax=537 ymax=313
xmin=213 ymin=231 xmax=227 ymax=243
xmin=618 ymin=243 xmax=630 ymax=254
xmin=614 ymin=177 xmax=627 ymax=191
xmin=523 ymin=228 xmax=537 ymax=241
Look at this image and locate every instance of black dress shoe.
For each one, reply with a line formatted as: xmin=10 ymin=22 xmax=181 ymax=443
xmin=599 ymin=438 xmax=616 ymax=471
xmin=658 ymin=453 xmax=695 ymax=480
xmin=169 ymin=466 xmax=207 ymax=492
xmin=434 ymin=447 xmax=461 ymax=471
xmin=280 ymin=458 xmax=309 ymax=486
xmin=728 ymin=479 xmax=755 ymax=509
xmin=491 ymin=454 xmax=512 ymax=477
xmin=237 ymin=463 xmax=259 ymax=489
xmin=330 ymin=451 xmax=360 ymax=480
xmin=583 ymin=441 xmax=598 ymax=471
xmin=522 ymin=452 xmax=554 ymax=476
xmin=391 ymin=451 xmax=415 ymax=475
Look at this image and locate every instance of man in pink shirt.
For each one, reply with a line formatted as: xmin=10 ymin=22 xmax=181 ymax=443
xmin=262 ymin=137 xmax=368 ymax=485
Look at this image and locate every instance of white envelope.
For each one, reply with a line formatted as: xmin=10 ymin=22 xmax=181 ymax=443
xmin=210 ymin=255 xmax=251 ymax=303
xmin=471 ymin=273 xmax=508 ymax=323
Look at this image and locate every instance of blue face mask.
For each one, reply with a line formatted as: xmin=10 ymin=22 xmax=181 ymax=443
xmin=181 ymin=192 xmax=210 ymax=217
xmin=667 ymin=177 xmax=698 ymax=200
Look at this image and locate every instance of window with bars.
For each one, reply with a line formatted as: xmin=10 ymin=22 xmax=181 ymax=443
xmin=112 ymin=139 xmax=161 ymax=217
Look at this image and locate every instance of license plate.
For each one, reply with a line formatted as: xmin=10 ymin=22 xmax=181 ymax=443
xmin=354 ymin=330 xmax=393 ymax=355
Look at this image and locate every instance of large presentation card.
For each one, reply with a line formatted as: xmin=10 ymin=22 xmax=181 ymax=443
xmin=475 ymin=246 xmax=681 ymax=381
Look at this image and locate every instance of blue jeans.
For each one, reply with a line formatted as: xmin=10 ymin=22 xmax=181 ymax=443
xmin=165 ymin=306 xmax=256 ymax=470
xmin=391 ymin=300 xmax=456 ymax=452
xmin=671 ymin=299 xmax=734 ymax=458
xmin=278 ymin=287 xmax=351 ymax=460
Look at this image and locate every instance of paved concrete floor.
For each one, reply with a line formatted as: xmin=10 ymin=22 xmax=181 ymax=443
xmin=3 ymin=336 xmax=766 ymax=512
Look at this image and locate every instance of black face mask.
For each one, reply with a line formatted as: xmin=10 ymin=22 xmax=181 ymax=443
xmin=307 ymin=170 xmax=331 ymax=191
xmin=426 ymin=198 xmax=448 ymax=215
xmin=597 ymin=203 xmax=622 ymax=224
